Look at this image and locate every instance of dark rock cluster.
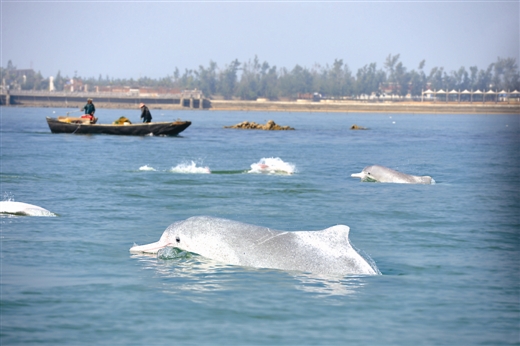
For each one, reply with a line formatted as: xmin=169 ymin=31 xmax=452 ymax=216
xmin=224 ymin=120 xmax=294 ymax=130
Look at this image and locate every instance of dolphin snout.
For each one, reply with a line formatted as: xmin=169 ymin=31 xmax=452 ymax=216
xmin=351 ymin=172 xmax=364 ymax=178
xmin=130 ymin=241 xmax=171 ymax=254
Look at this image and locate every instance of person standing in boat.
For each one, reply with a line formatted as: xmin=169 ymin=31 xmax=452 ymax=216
xmin=140 ymin=103 xmax=152 ymax=123
xmin=81 ymin=98 xmax=96 ymax=123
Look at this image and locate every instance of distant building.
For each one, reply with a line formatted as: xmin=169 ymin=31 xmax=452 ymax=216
xmin=49 ymin=76 xmax=55 ymax=92
xmin=95 ymin=85 xmax=182 ymax=95
xmin=63 ymin=78 xmax=85 ymax=92
xmin=297 ymin=92 xmax=321 ymax=101
xmin=11 ymin=69 xmax=35 ymax=79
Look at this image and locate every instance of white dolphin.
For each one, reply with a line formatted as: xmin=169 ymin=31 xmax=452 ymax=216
xmin=0 ymin=201 xmax=56 ymax=216
xmin=130 ymin=216 xmax=379 ymax=276
xmin=351 ymin=165 xmax=434 ymax=184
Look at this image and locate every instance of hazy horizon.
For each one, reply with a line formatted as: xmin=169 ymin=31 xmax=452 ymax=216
xmin=2 ymin=1 xmax=518 ymax=79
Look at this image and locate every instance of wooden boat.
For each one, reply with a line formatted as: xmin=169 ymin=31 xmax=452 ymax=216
xmin=46 ymin=117 xmax=191 ymax=136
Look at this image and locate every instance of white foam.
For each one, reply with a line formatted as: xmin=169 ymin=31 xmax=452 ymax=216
xmin=248 ymin=157 xmax=296 ymax=175
xmin=170 ymin=161 xmax=211 ymax=174
xmin=139 ymin=165 xmax=156 ymax=171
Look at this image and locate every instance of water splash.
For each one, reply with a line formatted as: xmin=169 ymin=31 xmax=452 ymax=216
xmin=169 ymin=161 xmax=211 ymax=174
xmin=248 ymin=157 xmax=296 ymax=175
xmin=139 ymin=165 xmax=157 ymax=171
xmin=157 ymin=247 xmax=193 ymax=260
xmin=2 ymin=192 xmax=15 ymax=202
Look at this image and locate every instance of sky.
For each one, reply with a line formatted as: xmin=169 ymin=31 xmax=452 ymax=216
xmin=1 ymin=0 xmax=519 ymax=80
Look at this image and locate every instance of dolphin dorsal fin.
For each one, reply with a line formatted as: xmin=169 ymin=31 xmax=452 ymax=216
xmin=294 ymin=224 xmax=352 ymax=253
xmin=296 ymin=224 xmax=351 ymax=243
xmin=322 ymin=224 xmax=350 ymax=238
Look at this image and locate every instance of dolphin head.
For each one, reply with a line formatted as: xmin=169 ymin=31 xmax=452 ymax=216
xmin=351 ymin=165 xmax=380 ymax=182
xmin=130 ymin=217 xmax=236 ymax=257
xmin=130 ymin=219 xmax=195 ymax=254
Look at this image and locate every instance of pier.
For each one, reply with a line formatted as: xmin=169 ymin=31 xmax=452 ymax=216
xmin=0 ymin=89 xmax=207 ymax=109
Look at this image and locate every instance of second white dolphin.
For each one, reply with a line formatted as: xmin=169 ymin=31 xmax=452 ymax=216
xmin=351 ymin=165 xmax=434 ymax=184
xmin=130 ymin=216 xmax=379 ymax=276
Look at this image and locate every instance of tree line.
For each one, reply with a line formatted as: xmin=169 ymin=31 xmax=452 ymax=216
xmin=2 ymin=55 xmax=519 ymax=100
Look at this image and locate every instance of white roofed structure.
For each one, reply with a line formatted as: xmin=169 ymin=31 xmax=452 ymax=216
xmin=420 ymin=88 xmax=518 ymax=103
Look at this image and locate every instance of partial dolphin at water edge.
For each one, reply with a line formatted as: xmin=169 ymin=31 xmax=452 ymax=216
xmin=351 ymin=165 xmax=434 ymax=184
xmin=130 ymin=216 xmax=379 ymax=276
xmin=0 ymin=201 xmax=56 ymax=216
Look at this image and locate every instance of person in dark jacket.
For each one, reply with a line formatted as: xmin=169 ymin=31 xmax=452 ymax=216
xmin=82 ymin=98 xmax=95 ymax=115
xmin=81 ymin=98 xmax=96 ymax=122
xmin=140 ymin=103 xmax=152 ymax=123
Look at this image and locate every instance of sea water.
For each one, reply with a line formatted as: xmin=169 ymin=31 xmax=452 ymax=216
xmin=1 ymin=107 xmax=519 ymax=345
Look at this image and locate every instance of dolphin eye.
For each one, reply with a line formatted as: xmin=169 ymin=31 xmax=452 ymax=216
xmin=175 ymin=237 xmax=180 ymax=243
xmin=368 ymin=172 xmax=371 ymax=175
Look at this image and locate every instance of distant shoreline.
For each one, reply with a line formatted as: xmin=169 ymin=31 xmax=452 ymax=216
xmin=2 ymin=97 xmax=519 ymax=115
xmin=207 ymin=100 xmax=520 ymax=114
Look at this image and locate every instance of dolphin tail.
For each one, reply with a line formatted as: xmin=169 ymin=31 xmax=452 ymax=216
xmin=129 ymin=241 xmax=171 ymax=254
xmin=413 ymin=176 xmax=433 ymax=184
xmin=421 ymin=176 xmax=433 ymax=184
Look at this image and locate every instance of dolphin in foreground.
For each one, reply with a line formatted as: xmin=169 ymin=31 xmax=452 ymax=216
xmin=130 ymin=216 xmax=379 ymax=276
xmin=0 ymin=201 xmax=56 ymax=216
xmin=351 ymin=165 xmax=434 ymax=184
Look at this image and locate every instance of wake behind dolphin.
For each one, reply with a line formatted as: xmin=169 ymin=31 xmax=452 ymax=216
xmin=138 ymin=157 xmax=296 ymax=175
xmin=0 ymin=201 xmax=56 ymax=216
xmin=351 ymin=165 xmax=434 ymax=184
xmin=130 ymin=216 xmax=379 ymax=276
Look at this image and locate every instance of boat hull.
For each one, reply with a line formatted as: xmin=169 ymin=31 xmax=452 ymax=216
xmin=46 ymin=117 xmax=191 ymax=136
